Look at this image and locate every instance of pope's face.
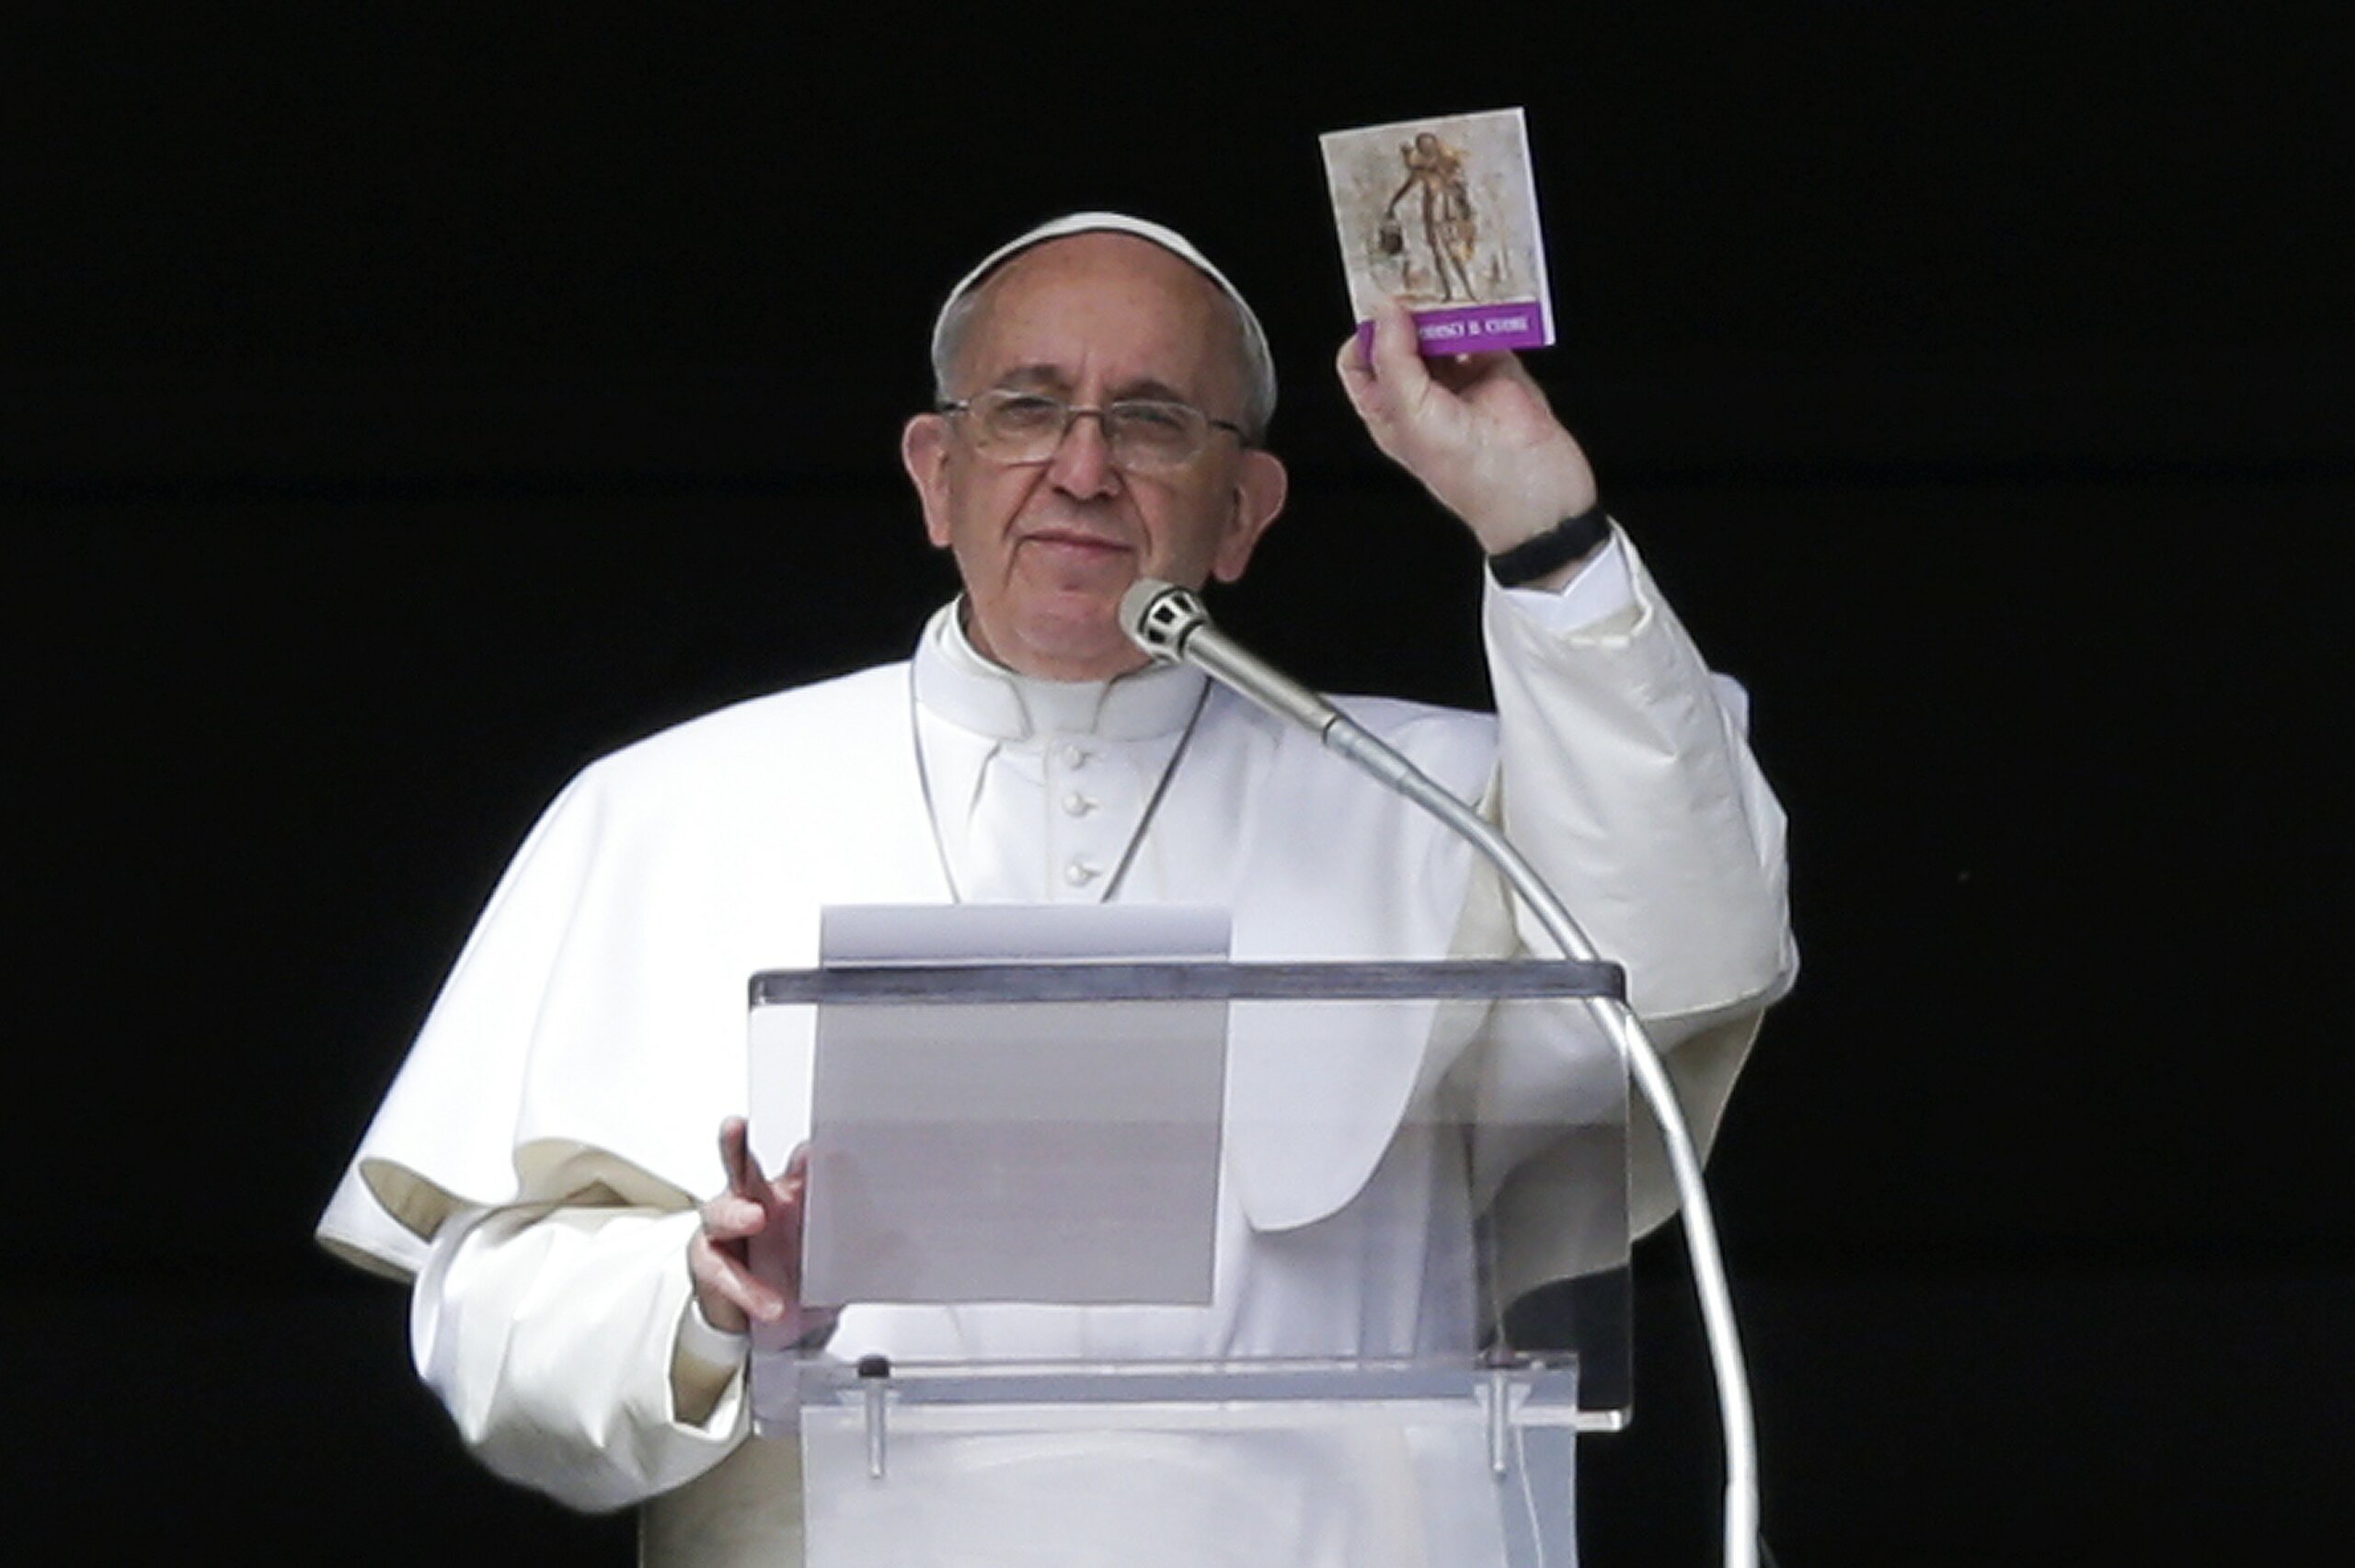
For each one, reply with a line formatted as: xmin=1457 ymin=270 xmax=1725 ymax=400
xmin=902 ymin=233 xmax=1287 ymax=681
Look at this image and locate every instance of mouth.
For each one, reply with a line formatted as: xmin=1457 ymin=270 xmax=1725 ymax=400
xmin=1017 ymin=528 xmax=1134 ymax=561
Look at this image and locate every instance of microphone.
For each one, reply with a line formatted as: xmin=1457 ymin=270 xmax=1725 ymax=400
xmin=1120 ymin=578 xmax=1421 ymax=795
xmin=1118 ymin=574 xmax=1765 ymax=1568
xmin=1120 ymin=578 xmax=1343 ymax=738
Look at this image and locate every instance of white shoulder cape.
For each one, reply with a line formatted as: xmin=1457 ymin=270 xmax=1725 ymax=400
xmin=318 ymin=663 xmax=1512 ymax=1280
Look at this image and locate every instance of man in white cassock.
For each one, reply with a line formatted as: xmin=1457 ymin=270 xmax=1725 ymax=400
xmin=317 ymin=212 xmax=1795 ymax=1567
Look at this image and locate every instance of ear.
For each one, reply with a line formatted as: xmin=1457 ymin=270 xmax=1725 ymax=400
xmin=901 ymin=414 xmax=955 ymax=549
xmin=1210 ymin=448 xmax=1289 ymax=584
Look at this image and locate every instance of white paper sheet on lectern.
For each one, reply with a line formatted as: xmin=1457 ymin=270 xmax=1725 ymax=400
xmin=798 ymin=904 xmax=1231 ymax=1308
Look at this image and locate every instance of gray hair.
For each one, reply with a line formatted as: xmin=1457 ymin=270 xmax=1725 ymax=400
xmin=928 ymin=212 xmax=1278 ymax=445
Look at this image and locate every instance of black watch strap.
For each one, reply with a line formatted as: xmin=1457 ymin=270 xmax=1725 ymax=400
xmin=1487 ymin=504 xmax=1611 ymax=588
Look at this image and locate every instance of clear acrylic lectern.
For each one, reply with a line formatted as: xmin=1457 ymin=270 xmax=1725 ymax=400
xmin=747 ymin=944 xmax=1633 ymax=1568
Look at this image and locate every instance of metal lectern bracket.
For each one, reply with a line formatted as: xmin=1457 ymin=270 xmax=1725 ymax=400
xmin=1488 ymin=1366 xmax=1512 ymax=1477
xmin=857 ymin=1354 xmax=891 ymax=1479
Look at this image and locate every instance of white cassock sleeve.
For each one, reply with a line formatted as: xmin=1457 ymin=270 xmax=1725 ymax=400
xmin=1472 ymin=528 xmax=1796 ymax=1299
xmin=410 ymin=1202 xmax=750 ymax=1511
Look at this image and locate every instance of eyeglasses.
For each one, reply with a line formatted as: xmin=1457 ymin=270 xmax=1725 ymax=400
xmin=938 ymin=388 xmax=1246 ymax=473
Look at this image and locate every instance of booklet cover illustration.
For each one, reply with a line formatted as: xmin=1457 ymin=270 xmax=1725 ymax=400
xmin=1319 ymin=107 xmax=1555 ymax=354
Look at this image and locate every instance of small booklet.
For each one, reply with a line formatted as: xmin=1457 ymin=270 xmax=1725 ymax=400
xmin=1318 ymin=107 xmax=1555 ymax=354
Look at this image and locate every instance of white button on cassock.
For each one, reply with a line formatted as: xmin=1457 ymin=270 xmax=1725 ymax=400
xmin=1063 ymin=861 xmax=1099 ymax=887
xmin=1062 ymin=793 xmax=1095 ymax=817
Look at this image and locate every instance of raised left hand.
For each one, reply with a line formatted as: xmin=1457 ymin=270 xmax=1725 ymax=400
xmin=1336 ymin=293 xmax=1598 ymax=555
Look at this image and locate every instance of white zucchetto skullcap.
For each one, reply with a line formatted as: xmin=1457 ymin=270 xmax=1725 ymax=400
xmin=929 ymin=212 xmax=1276 ymax=427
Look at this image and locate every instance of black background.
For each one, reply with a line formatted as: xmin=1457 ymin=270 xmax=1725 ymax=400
xmin=5 ymin=5 xmax=2349 ymax=1563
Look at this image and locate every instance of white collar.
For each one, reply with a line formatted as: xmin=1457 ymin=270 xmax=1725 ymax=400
xmin=912 ymin=601 xmax=1206 ymax=744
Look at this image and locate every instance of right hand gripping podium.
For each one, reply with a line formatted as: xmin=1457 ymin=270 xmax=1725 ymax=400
xmin=747 ymin=949 xmax=1634 ymax=1568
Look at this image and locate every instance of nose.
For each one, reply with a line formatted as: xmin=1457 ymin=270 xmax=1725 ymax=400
xmin=1045 ymin=408 xmax=1120 ymax=499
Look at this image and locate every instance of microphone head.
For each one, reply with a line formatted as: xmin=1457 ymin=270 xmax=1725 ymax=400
xmin=1120 ymin=578 xmax=1207 ymax=663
